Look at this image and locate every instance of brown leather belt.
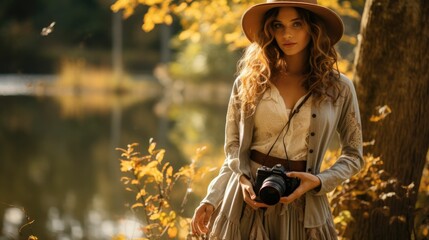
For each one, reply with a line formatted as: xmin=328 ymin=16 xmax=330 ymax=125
xmin=250 ymin=150 xmax=307 ymax=172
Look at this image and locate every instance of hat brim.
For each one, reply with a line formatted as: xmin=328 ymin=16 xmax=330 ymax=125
xmin=241 ymin=2 xmax=344 ymax=45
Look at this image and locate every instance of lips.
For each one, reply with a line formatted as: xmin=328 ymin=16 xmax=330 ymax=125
xmin=283 ymin=42 xmax=297 ymax=47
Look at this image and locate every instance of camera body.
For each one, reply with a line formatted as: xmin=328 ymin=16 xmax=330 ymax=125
xmin=253 ymin=164 xmax=300 ymax=205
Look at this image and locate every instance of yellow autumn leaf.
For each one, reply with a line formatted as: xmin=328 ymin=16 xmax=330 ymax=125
xmin=156 ymin=149 xmax=165 ymax=162
xmin=166 ymin=166 xmax=173 ymax=178
xmin=389 ymin=215 xmax=406 ymax=224
xmin=173 ymin=2 xmax=187 ymax=13
xmin=423 ymin=227 xmax=429 ymax=236
xmin=150 ymin=213 xmax=160 ymax=220
xmin=148 ymin=142 xmax=156 ymax=154
xmin=131 ymin=203 xmax=144 ymax=209
xmin=143 ymin=223 xmax=160 ymax=233
xmin=164 ymin=14 xmax=173 ymax=25
xmin=120 ymin=177 xmax=130 ymax=184
xmin=146 ymin=160 xmax=159 ymax=169
xmin=115 ymin=147 xmax=127 ymax=153
xmin=175 ymin=166 xmax=192 ymax=178
xmin=379 ymin=192 xmax=396 ymax=200
xmin=28 ymin=236 xmax=38 ymax=240
xmin=120 ymin=160 xmax=133 ymax=172
xmin=144 ymin=0 xmax=165 ymax=5
xmin=162 ymin=162 xmax=170 ymax=173
xmin=131 ymin=179 xmax=140 ymax=185
xmin=136 ymin=189 xmax=147 ymax=200
xmin=403 ymin=182 xmax=415 ymax=190
xmin=111 ymin=1 xmax=137 ymax=17
xmin=370 ymin=105 xmax=392 ymax=122
xmin=169 ymin=210 xmax=176 ymax=219
xmin=168 ymin=226 xmax=178 ymax=238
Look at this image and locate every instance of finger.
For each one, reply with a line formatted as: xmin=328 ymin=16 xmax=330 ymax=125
xmin=248 ymin=200 xmax=260 ymax=210
xmin=191 ymin=211 xmax=198 ymax=233
xmin=196 ymin=216 xmax=207 ymax=234
xmin=192 ymin=206 xmax=207 ymax=235
xmin=241 ymin=185 xmax=253 ymax=202
xmin=279 ymin=197 xmax=292 ymax=204
xmin=191 ymin=219 xmax=200 ymax=236
xmin=253 ymin=201 xmax=270 ymax=208
xmin=243 ymin=195 xmax=255 ymax=207
xmin=192 ymin=217 xmax=202 ymax=235
xmin=241 ymin=190 xmax=258 ymax=209
xmin=203 ymin=206 xmax=213 ymax=225
xmin=246 ymin=186 xmax=257 ymax=200
xmin=281 ymin=189 xmax=302 ymax=204
xmin=286 ymin=171 xmax=302 ymax=179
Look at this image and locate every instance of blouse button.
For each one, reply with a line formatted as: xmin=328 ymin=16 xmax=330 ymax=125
xmin=309 ymin=149 xmax=314 ymax=153
xmin=310 ymin=132 xmax=315 ymax=136
xmin=307 ymin=168 xmax=312 ymax=172
xmin=312 ymin=114 xmax=317 ymax=118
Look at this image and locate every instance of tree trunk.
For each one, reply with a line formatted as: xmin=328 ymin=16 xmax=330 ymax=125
xmin=351 ymin=0 xmax=429 ymax=239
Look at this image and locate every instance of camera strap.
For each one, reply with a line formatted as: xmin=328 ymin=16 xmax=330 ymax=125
xmin=262 ymin=91 xmax=312 ymax=168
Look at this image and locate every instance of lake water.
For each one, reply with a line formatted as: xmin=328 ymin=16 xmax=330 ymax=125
xmin=0 ymin=76 xmax=230 ymax=240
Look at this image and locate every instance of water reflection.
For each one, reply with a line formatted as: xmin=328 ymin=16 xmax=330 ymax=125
xmin=2 ymin=207 xmax=24 ymax=239
xmin=0 ymin=79 xmax=230 ymax=239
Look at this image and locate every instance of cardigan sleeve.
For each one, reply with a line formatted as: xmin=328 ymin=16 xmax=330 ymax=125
xmin=315 ymin=75 xmax=364 ymax=195
xmin=200 ymin=79 xmax=240 ymax=207
xmin=200 ymin=160 xmax=232 ymax=207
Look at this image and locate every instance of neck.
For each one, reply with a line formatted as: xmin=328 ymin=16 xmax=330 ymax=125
xmin=284 ymin=50 xmax=309 ymax=76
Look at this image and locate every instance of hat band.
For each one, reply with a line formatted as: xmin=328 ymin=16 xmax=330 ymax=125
xmin=267 ymin=0 xmax=318 ymax=4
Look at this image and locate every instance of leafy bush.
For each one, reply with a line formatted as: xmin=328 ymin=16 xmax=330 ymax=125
xmin=115 ymin=140 xmax=211 ymax=239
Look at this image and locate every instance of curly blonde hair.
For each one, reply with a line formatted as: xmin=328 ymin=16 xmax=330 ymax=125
xmin=236 ymin=7 xmax=341 ymax=116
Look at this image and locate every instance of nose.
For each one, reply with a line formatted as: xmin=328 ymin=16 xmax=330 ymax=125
xmin=283 ymin=28 xmax=293 ymax=39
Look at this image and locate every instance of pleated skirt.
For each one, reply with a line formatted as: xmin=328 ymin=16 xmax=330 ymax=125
xmin=239 ymin=197 xmax=337 ymax=240
xmin=208 ymin=197 xmax=337 ymax=240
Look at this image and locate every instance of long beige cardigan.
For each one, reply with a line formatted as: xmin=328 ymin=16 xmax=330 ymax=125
xmin=201 ymin=74 xmax=364 ymax=238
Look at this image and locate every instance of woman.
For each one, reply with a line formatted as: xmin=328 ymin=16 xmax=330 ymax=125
xmin=191 ymin=0 xmax=363 ymax=239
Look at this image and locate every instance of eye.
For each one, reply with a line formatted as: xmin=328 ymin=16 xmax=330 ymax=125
xmin=272 ymin=22 xmax=283 ymax=29
xmin=292 ymin=21 xmax=303 ymax=28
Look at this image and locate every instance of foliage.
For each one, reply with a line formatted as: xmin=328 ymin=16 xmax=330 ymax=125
xmin=322 ymin=109 xmax=429 ymax=239
xmin=324 ymin=150 xmax=416 ymax=238
xmin=111 ymin=0 xmax=361 ymax=49
xmin=115 ymin=140 xmax=212 ymax=239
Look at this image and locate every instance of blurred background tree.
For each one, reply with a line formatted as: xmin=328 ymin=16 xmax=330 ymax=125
xmin=0 ymin=0 xmax=167 ymax=74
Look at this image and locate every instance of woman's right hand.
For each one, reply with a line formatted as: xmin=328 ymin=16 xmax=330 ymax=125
xmin=191 ymin=203 xmax=214 ymax=236
xmin=239 ymin=175 xmax=270 ymax=209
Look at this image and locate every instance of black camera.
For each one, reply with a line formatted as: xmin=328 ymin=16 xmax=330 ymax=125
xmin=253 ymin=164 xmax=300 ymax=205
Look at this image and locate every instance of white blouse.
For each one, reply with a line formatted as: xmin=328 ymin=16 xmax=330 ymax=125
xmin=251 ymin=84 xmax=312 ymax=161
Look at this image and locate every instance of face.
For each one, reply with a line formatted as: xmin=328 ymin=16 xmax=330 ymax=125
xmin=272 ymin=7 xmax=311 ymax=56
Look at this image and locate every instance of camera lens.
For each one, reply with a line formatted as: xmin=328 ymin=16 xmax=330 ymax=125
xmin=259 ymin=175 xmax=286 ymax=205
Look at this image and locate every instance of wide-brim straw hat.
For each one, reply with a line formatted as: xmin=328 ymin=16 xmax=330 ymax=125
xmin=242 ymin=0 xmax=344 ymax=45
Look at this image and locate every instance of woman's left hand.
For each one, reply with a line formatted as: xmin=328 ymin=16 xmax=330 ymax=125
xmin=279 ymin=172 xmax=321 ymax=204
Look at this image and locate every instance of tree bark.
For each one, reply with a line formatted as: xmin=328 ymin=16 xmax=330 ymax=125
xmin=351 ymin=0 xmax=429 ymax=239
